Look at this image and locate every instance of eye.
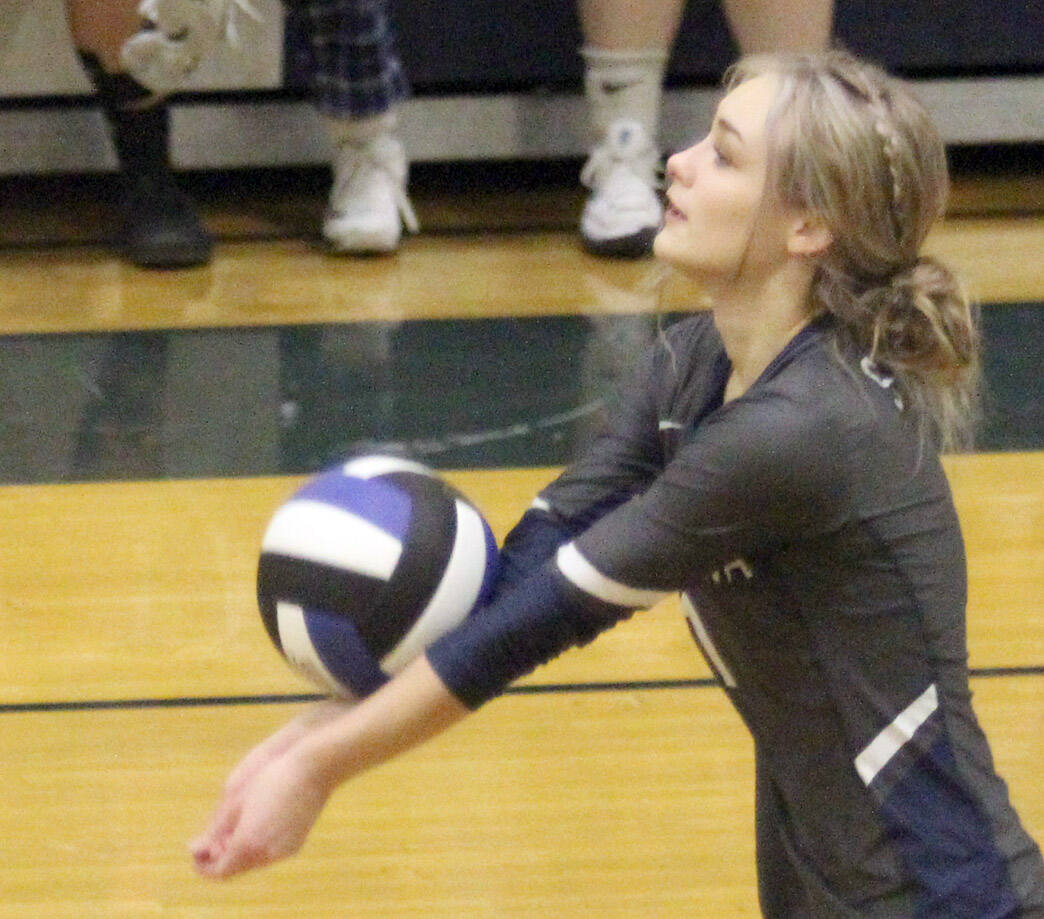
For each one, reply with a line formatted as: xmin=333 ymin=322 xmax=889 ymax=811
xmin=713 ymin=145 xmax=731 ymax=167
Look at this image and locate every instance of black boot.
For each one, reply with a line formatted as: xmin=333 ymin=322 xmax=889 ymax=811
xmin=81 ymin=53 xmax=212 ymax=268
xmin=119 ymin=168 xmax=213 ymax=268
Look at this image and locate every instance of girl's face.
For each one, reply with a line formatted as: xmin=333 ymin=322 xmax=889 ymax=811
xmin=654 ymin=74 xmax=792 ymax=282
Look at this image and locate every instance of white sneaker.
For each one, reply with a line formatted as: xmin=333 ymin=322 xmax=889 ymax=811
xmin=323 ymin=134 xmax=419 ymax=254
xmin=121 ymin=0 xmax=261 ymax=94
xmin=580 ymin=119 xmax=662 ymax=258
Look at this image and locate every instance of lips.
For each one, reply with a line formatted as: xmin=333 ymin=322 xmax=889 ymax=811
xmin=662 ymin=185 xmax=686 ymax=221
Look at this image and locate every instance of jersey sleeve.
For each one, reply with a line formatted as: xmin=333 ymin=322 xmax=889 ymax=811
xmin=531 ymin=326 xmax=672 ymax=530
xmin=572 ymin=396 xmax=850 ymax=591
xmin=428 ymin=392 xmax=850 ymax=709
xmin=480 ymin=329 xmax=675 ymax=603
xmin=426 ymin=338 xmax=671 ymax=708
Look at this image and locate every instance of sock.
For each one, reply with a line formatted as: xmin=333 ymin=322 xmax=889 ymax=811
xmin=79 ymin=52 xmax=169 ymax=177
xmin=321 ymin=110 xmax=398 ymax=149
xmin=581 ymin=46 xmax=668 ymax=143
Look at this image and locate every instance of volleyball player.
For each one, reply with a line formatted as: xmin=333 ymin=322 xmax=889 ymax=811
xmin=191 ymin=51 xmax=1044 ymax=916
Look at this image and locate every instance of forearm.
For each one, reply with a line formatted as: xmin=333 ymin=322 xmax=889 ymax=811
xmin=297 ymin=655 xmax=470 ymax=794
xmin=223 ymin=697 xmax=354 ymax=793
xmin=427 ymin=558 xmax=640 ymax=709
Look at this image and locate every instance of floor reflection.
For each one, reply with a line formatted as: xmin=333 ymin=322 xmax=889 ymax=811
xmin=0 ymin=305 xmax=1038 ymax=486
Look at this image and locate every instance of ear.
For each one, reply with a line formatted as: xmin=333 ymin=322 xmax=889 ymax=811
xmin=787 ymin=212 xmax=833 ymax=258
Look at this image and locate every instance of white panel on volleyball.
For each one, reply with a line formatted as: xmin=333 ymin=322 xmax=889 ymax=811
xmin=380 ymin=499 xmax=490 ymax=675
xmin=261 ymin=499 xmax=402 ymax=580
xmin=275 ymin=601 xmax=348 ymax=697
xmin=341 ymin=455 xmax=435 ymax=481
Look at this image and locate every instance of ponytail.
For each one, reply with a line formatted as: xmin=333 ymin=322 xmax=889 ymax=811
xmin=829 ymin=257 xmax=980 ymax=452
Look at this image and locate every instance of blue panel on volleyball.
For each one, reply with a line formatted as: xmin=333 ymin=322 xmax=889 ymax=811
xmin=291 ymin=472 xmax=413 ymax=542
xmin=256 ymin=455 xmax=499 ymax=698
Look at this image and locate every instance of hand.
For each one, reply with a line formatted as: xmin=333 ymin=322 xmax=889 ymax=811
xmin=190 ymin=656 xmax=470 ymax=879
xmin=191 ymin=744 xmax=333 ymax=879
xmin=191 ymin=700 xmax=351 ymax=878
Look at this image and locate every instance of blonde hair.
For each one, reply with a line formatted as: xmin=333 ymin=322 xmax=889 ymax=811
xmin=726 ymin=50 xmax=980 ymax=452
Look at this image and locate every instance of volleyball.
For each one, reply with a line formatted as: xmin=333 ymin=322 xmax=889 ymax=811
xmin=257 ymin=454 xmax=499 ymax=698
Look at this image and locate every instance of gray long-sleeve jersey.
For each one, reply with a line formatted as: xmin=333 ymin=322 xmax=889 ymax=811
xmin=427 ymin=312 xmax=1044 ymax=917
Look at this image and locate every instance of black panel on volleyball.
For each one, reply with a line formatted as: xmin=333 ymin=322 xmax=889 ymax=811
xmin=361 ymin=472 xmax=459 ymax=660
xmin=256 ymin=553 xmax=385 ymax=653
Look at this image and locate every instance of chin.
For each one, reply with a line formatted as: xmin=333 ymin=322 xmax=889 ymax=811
xmin=652 ymin=228 xmax=692 ymax=272
xmin=651 ymin=227 xmax=676 ymax=262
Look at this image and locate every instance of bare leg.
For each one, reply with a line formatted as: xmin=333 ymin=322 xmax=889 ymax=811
xmin=65 ymin=0 xmax=141 ymax=71
xmin=720 ymin=0 xmax=833 ymax=53
xmin=577 ymin=0 xmax=686 ymax=50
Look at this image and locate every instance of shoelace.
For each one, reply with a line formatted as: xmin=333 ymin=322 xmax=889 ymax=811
xmin=137 ymin=0 xmax=263 ymax=47
xmin=580 ymin=140 xmax=663 ymax=193
xmin=332 ymin=145 xmax=420 ymax=234
xmin=217 ymin=0 xmax=263 ymax=47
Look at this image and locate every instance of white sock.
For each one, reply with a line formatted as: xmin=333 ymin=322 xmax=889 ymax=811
xmin=581 ymin=46 xmax=668 ymax=143
xmin=321 ymin=110 xmax=398 ymax=148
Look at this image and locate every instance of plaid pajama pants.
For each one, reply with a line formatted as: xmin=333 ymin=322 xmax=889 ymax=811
xmin=284 ymin=0 xmax=410 ymax=119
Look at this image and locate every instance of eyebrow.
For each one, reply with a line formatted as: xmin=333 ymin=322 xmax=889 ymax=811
xmin=714 ymin=116 xmax=744 ymax=144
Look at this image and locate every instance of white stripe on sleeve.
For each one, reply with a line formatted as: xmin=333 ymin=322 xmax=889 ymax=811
xmin=556 ymin=542 xmax=669 ymax=610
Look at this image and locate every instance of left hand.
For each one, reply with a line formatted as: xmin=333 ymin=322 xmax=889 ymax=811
xmin=191 ymin=745 xmax=333 ymax=879
xmin=190 ymin=654 xmax=470 ymax=879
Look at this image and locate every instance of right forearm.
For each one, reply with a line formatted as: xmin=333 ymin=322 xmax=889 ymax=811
xmin=297 ymin=655 xmax=470 ymax=795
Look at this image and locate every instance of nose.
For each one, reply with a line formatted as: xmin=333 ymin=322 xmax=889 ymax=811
xmin=665 ymin=138 xmax=703 ymax=185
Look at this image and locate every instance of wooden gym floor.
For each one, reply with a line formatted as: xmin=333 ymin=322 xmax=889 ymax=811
xmin=0 ymin=147 xmax=1041 ymax=917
